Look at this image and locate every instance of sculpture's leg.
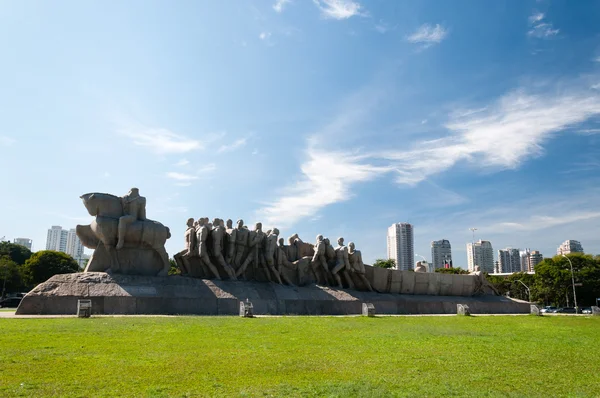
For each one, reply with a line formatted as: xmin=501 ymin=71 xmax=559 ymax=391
xmin=106 ymin=244 xmax=121 ymax=274
xmin=116 ymin=216 xmax=133 ymax=250
xmin=156 ymin=246 xmax=171 ymax=277
xmin=216 ymin=254 xmax=237 ymax=281
xmin=331 ymin=263 xmax=345 ymax=288
xmin=268 ymin=263 xmax=283 ymax=284
xmin=277 ymin=265 xmax=295 ymax=286
xmin=359 ymin=273 xmax=373 ymax=292
xmin=236 ymin=252 xmax=253 ymax=278
xmin=202 ymin=255 xmax=222 ymax=280
xmin=342 ymin=271 xmax=355 ymax=290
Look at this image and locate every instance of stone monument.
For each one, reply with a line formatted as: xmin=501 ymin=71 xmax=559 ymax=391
xmin=75 ymin=189 xmax=171 ymax=276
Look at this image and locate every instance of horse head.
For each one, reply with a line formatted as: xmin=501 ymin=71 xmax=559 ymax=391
xmin=80 ymin=192 xmax=123 ymax=219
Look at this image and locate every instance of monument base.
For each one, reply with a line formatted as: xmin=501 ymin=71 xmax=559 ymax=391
xmin=16 ymin=273 xmax=529 ymax=316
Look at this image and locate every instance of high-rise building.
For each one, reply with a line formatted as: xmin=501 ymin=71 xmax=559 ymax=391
xmin=467 ymin=240 xmax=494 ymax=273
xmin=557 ymin=240 xmax=584 ymax=255
xmin=13 ymin=238 xmax=33 ymax=251
xmin=520 ymin=249 xmax=544 ymax=272
xmin=431 ymin=239 xmax=452 ymax=270
xmin=46 ymin=226 xmax=85 ymax=265
xmin=46 ymin=226 xmax=68 ymax=252
xmin=498 ymin=248 xmax=521 ymax=273
xmin=387 ymin=223 xmax=414 ymax=271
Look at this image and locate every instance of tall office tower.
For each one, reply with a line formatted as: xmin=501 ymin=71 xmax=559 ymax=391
xmin=431 ymin=239 xmax=452 ymax=269
xmin=13 ymin=238 xmax=33 ymax=251
xmin=498 ymin=248 xmax=521 ymax=273
xmin=66 ymin=229 xmax=84 ymax=263
xmin=466 ymin=240 xmax=494 ymax=273
xmin=556 ymin=240 xmax=584 ymax=255
xmin=387 ymin=223 xmax=414 ymax=271
xmin=46 ymin=226 xmax=68 ymax=252
xmin=520 ymin=249 xmax=531 ymax=272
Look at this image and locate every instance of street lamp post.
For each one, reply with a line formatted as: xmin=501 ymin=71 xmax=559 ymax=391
xmin=562 ymin=254 xmax=579 ymax=314
xmin=514 ymin=279 xmax=531 ymax=303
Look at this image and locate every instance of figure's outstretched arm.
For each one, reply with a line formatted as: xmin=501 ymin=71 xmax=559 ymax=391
xmin=139 ymin=199 xmax=147 ymax=221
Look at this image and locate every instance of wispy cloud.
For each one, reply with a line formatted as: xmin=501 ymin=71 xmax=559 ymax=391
xmin=406 ymin=24 xmax=448 ymax=47
xmin=256 ymin=138 xmax=391 ymax=228
xmin=382 ymin=85 xmax=600 ymax=184
xmin=527 ymin=12 xmax=559 ymax=38
xmin=198 ymin=163 xmax=217 ymax=173
xmin=375 ymin=20 xmax=391 ymax=34
xmin=259 ymin=32 xmax=271 ymax=40
xmin=119 ymin=127 xmax=203 ymax=154
xmin=595 ymin=56 xmax=600 ymax=63
xmin=273 ymin=0 xmax=291 ymax=13
xmin=217 ymin=138 xmax=247 ymax=153
xmin=165 ymin=172 xmax=199 ymax=181
xmin=313 ymin=0 xmax=364 ymax=20
xmin=174 ymin=159 xmax=190 ymax=167
xmin=0 ymin=136 xmax=15 ymax=146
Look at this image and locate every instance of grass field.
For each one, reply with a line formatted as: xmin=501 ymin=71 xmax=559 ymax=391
xmin=0 ymin=316 xmax=598 ymax=397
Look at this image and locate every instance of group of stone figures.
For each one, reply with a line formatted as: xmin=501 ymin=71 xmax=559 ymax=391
xmin=174 ymin=218 xmax=374 ymax=291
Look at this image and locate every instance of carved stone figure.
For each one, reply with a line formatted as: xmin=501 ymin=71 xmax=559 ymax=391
xmin=233 ymin=220 xmax=250 ymax=275
xmin=210 ymin=218 xmax=237 ymax=280
xmin=76 ymin=191 xmax=171 ymax=276
xmin=311 ymin=235 xmax=330 ymax=285
xmin=265 ymin=229 xmax=291 ymax=285
xmin=470 ymin=266 xmax=500 ymax=296
xmin=238 ymin=222 xmax=281 ymax=283
xmin=414 ymin=261 xmax=427 ymax=273
xmin=348 ymin=242 xmax=373 ymax=291
xmin=224 ymin=219 xmax=237 ymax=265
xmin=178 ymin=217 xmax=197 ymax=275
xmin=332 ymin=237 xmax=355 ymax=289
xmin=196 ymin=218 xmax=222 ymax=280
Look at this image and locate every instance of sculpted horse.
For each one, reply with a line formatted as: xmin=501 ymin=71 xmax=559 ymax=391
xmin=76 ymin=192 xmax=172 ymax=276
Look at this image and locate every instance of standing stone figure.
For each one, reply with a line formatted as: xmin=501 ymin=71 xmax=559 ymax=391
xmin=287 ymin=234 xmax=299 ymax=261
xmin=224 ymin=219 xmax=237 ymax=265
xmin=116 ymin=188 xmax=146 ymax=250
xmin=179 ymin=217 xmax=197 ymax=275
xmin=332 ymin=237 xmax=355 ymax=289
xmin=264 ymin=229 xmax=287 ymax=285
xmin=348 ymin=242 xmax=373 ymax=291
xmin=323 ymin=238 xmax=336 ymax=285
xmin=233 ymin=220 xmax=250 ymax=275
xmin=196 ymin=217 xmax=222 ymax=280
xmin=311 ymin=235 xmax=330 ymax=285
xmin=210 ymin=218 xmax=237 ymax=280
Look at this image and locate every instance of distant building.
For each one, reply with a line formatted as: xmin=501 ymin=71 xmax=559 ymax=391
xmin=520 ymin=249 xmax=543 ymax=272
xmin=13 ymin=238 xmax=32 ymax=251
xmin=498 ymin=248 xmax=521 ymax=273
xmin=467 ymin=240 xmax=494 ymax=273
xmin=45 ymin=226 xmax=85 ymax=265
xmin=557 ymin=240 xmax=584 ymax=255
xmin=431 ymin=239 xmax=452 ymax=270
xmin=387 ymin=223 xmax=414 ymax=271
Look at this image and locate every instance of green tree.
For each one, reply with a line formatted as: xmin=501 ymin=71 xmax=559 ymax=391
xmin=0 ymin=256 xmax=25 ymax=297
xmin=435 ymin=267 xmax=469 ymax=274
xmin=373 ymin=258 xmax=395 ymax=269
xmin=21 ymin=251 xmax=79 ymax=287
xmin=0 ymin=241 xmax=33 ymax=265
xmin=168 ymin=258 xmax=180 ymax=276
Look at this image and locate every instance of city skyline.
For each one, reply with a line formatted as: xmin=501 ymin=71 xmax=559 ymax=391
xmin=1 ymin=1 xmax=600 ymax=266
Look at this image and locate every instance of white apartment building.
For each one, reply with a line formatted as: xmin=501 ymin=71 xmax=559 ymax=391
xmin=556 ymin=240 xmax=584 ymax=255
xmin=46 ymin=226 xmax=85 ymax=266
xmin=467 ymin=240 xmax=494 ymax=273
xmin=387 ymin=222 xmax=414 ymax=271
xmin=431 ymin=239 xmax=452 ymax=270
xmin=13 ymin=238 xmax=32 ymax=251
xmin=520 ymin=249 xmax=544 ymax=272
xmin=498 ymin=248 xmax=521 ymax=273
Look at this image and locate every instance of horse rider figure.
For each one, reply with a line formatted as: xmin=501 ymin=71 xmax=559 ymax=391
xmin=116 ymin=187 xmax=146 ymax=250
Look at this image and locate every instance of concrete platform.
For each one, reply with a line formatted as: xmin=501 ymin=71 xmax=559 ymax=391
xmin=16 ymin=272 xmax=530 ymax=316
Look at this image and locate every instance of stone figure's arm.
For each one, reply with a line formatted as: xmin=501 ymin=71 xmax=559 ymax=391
xmin=139 ymin=198 xmax=147 ymax=221
xmin=343 ymin=248 xmax=351 ymax=269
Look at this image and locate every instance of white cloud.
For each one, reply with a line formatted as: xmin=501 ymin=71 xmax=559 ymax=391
xmin=165 ymin=172 xmax=199 ymax=181
xmin=256 ymin=138 xmax=391 ymax=228
xmin=527 ymin=12 xmax=559 ymax=38
xmin=375 ymin=20 xmax=390 ymax=34
xmin=595 ymin=57 xmax=600 ymax=63
xmin=217 ymin=138 xmax=247 ymax=153
xmin=382 ymin=86 xmax=600 ymax=184
xmin=120 ymin=127 xmax=203 ymax=154
xmin=0 ymin=136 xmax=15 ymax=146
xmin=259 ymin=32 xmax=271 ymax=40
xmin=198 ymin=163 xmax=217 ymax=173
xmin=488 ymin=211 xmax=600 ymax=233
xmin=591 ymin=83 xmax=600 ymax=90
xmin=313 ymin=0 xmax=364 ymax=20
xmin=273 ymin=0 xmax=291 ymax=13
xmin=406 ymin=24 xmax=448 ymax=46
xmin=175 ymin=159 xmax=190 ymax=167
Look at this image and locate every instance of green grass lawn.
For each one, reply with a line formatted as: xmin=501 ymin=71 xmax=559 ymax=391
xmin=0 ymin=316 xmax=598 ymax=397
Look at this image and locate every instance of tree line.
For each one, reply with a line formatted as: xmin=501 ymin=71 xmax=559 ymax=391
xmin=0 ymin=242 xmax=80 ymax=297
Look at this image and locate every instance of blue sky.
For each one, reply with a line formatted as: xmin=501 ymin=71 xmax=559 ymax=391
xmin=1 ymin=0 xmax=600 ymax=267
